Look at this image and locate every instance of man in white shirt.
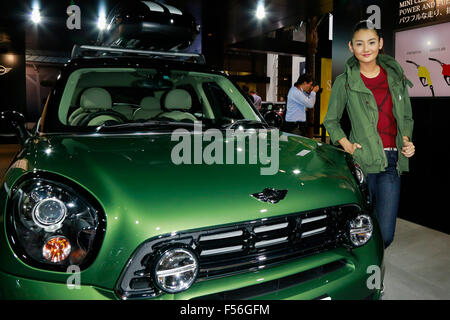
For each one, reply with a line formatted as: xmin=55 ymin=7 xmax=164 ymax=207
xmin=284 ymin=74 xmax=319 ymax=136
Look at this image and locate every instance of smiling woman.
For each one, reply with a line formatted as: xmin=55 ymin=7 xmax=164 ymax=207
xmin=324 ymin=20 xmax=415 ymax=249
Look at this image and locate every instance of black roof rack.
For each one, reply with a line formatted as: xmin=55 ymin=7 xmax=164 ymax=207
xmin=70 ymin=45 xmax=206 ymax=64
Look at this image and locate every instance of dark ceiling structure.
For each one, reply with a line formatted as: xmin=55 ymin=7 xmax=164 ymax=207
xmin=2 ymin=0 xmax=332 ymax=57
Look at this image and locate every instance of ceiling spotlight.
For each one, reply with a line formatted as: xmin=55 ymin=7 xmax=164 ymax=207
xmin=97 ymin=12 xmax=107 ymax=30
xmin=31 ymin=7 xmax=41 ymax=24
xmin=256 ymin=3 xmax=266 ymax=20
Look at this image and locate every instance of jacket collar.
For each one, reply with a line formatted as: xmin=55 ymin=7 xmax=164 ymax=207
xmin=344 ymin=54 xmax=410 ymax=92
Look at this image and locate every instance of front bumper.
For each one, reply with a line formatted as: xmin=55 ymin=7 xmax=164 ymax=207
xmin=0 ymin=239 xmax=383 ymax=300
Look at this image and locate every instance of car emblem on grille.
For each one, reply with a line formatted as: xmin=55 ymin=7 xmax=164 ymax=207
xmin=251 ymin=188 xmax=288 ymax=204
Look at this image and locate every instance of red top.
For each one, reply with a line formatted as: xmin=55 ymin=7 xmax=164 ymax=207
xmin=361 ymin=67 xmax=397 ymax=148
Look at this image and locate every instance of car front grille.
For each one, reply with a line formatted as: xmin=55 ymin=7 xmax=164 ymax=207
xmin=115 ymin=204 xmax=362 ymax=300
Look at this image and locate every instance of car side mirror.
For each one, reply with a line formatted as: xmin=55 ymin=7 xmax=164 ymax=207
xmin=0 ymin=110 xmax=31 ymax=145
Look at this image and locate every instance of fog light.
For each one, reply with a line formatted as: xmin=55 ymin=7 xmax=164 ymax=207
xmin=348 ymin=214 xmax=373 ymax=247
xmin=153 ymin=247 xmax=198 ymax=294
xmin=42 ymin=236 xmax=71 ymax=263
xmin=32 ymin=198 xmax=67 ymax=231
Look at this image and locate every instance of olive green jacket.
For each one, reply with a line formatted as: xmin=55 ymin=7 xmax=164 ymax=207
xmin=323 ymin=54 xmax=414 ymax=175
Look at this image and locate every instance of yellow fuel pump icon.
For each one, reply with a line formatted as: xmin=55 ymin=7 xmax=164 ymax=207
xmin=406 ymin=60 xmax=435 ymax=97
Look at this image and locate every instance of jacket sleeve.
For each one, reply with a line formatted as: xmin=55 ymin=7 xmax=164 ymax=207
xmin=402 ymin=78 xmax=414 ymax=141
xmin=323 ymin=75 xmax=348 ymax=146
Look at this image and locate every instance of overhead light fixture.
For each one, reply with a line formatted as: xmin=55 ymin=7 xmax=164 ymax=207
xmin=31 ymin=6 xmax=41 ymax=24
xmin=97 ymin=11 xmax=107 ymax=30
xmin=256 ymin=3 xmax=266 ymax=20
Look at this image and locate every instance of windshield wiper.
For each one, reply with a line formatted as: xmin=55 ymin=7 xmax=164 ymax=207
xmin=94 ymin=120 xmax=201 ymax=133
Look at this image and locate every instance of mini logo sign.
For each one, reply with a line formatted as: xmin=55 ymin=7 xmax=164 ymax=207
xmin=0 ymin=65 xmax=12 ymax=75
xmin=251 ymin=188 xmax=288 ymax=204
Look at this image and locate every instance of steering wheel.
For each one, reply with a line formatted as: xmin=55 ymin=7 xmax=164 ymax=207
xmin=79 ymin=110 xmax=128 ymax=126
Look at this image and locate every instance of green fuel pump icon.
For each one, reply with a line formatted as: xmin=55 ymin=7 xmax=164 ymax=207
xmin=406 ymin=60 xmax=435 ymax=97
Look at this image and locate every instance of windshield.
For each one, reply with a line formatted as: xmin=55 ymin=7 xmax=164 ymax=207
xmin=46 ymin=67 xmax=263 ymax=133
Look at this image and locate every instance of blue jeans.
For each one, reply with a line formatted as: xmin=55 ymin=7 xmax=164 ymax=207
xmin=366 ymin=151 xmax=401 ymax=248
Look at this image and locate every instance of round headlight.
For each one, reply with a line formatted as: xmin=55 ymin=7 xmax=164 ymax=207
xmin=7 ymin=174 xmax=106 ymax=271
xmin=348 ymin=214 xmax=373 ymax=247
xmin=153 ymin=247 xmax=198 ymax=294
xmin=32 ymin=198 xmax=67 ymax=231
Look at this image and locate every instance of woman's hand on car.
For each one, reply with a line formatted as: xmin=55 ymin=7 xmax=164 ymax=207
xmin=339 ymin=138 xmax=362 ymax=155
xmin=402 ymin=136 xmax=415 ymax=158
xmin=348 ymin=143 xmax=362 ymax=155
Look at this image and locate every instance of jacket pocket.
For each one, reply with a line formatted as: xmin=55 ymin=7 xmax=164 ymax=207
xmin=352 ymin=142 xmax=368 ymax=167
xmin=352 ymin=137 xmax=382 ymax=169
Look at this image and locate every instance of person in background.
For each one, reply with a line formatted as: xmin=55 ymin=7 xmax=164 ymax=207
xmin=323 ymin=20 xmax=415 ymax=248
xmin=250 ymin=90 xmax=262 ymax=110
xmin=242 ymin=85 xmax=254 ymax=104
xmin=284 ymin=73 xmax=319 ymax=136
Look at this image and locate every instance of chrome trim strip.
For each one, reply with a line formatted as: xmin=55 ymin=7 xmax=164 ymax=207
xmin=255 ymin=237 xmax=288 ymax=248
xmin=79 ymin=45 xmax=202 ymax=59
xmin=200 ymin=245 xmax=243 ymax=256
xmin=156 ymin=264 xmax=197 ymax=277
xmin=254 ymin=222 xmax=289 ymax=233
xmin=302 ymin=215 xmax=327 ymax=224
xmin=301 ymin=227 xmax=326 ymax=238
xmin=37 ymin=131 xmax=175 ymax=137
xmin=200 ymin=230 xmax=243 ymax=242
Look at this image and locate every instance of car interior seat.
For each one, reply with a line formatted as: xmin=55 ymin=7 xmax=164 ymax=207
xmin=158 ymin=89 xmax=197 ymax=122
xmin=68 ymin=87 xmax=113 ymax=125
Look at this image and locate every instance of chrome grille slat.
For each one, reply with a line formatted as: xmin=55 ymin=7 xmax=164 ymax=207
xmin=201 ymin=245 xmax=243 ymax=256
xmin=301 ymin=227 xmax=327 ymax=238
xmin=199 ymin=230 xmax=243 ymax=242
xmin=255 ymin=236 xmax=289 ymax=248
xmin=254 ymin=222 xmax=289 ymax=233
xmin=302 ymin=215 xmax=327 ymax=224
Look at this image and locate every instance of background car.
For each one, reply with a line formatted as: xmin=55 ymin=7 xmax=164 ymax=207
xmin=260 ymin=101 xmax=286 ymax=128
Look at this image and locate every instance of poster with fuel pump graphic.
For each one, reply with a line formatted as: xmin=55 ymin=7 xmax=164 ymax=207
xmin=395 ymin=21 xmax=450 ymax=97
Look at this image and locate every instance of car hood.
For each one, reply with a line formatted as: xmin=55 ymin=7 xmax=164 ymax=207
xmin=10 ymin=132 xmax=360 ymax=235
xmin=4 ymin=131 xmax=362 ymax=288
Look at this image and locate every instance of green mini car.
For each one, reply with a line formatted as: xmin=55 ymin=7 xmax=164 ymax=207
xmin=0 ymin=46 xmax=383 ymax=300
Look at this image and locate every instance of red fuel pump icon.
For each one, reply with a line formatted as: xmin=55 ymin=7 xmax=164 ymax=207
xmin=429 ymin=58 xmax=450 ymax=86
